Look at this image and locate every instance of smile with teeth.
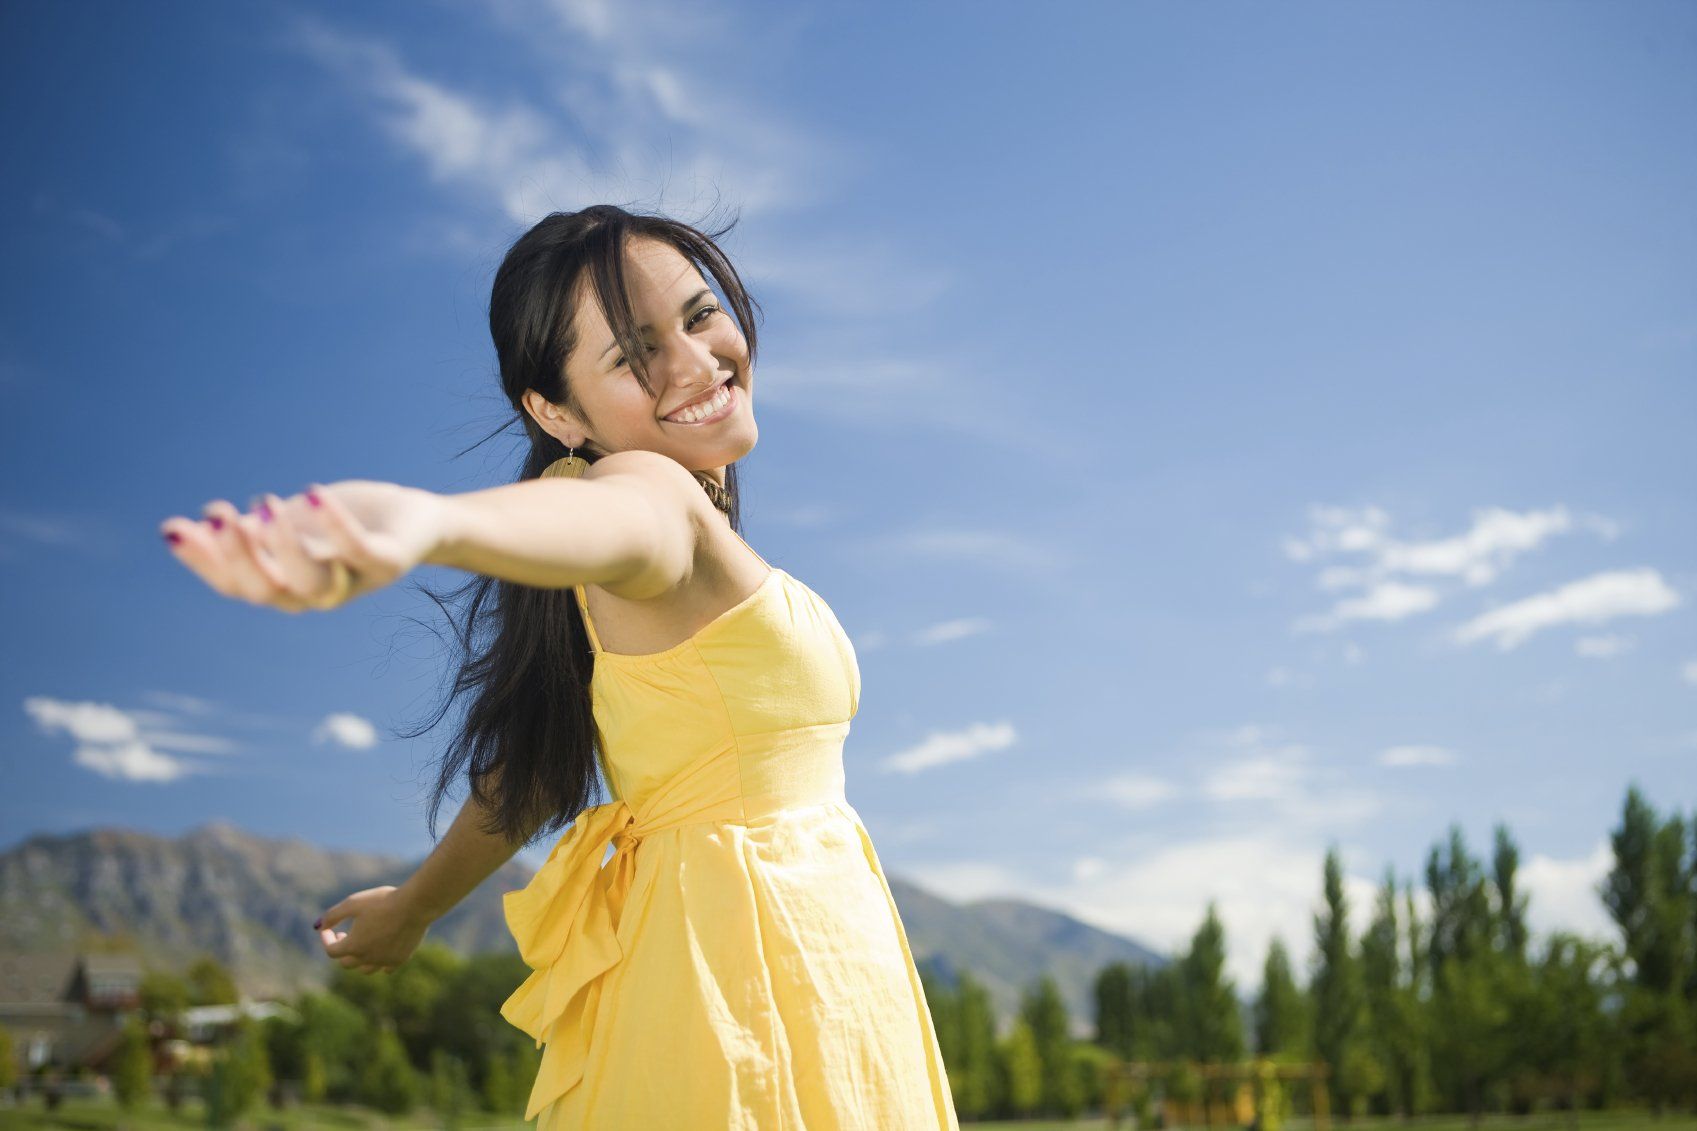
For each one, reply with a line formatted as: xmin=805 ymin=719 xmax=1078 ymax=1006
xmin=664 ymin=381 xmax=737 ymax=425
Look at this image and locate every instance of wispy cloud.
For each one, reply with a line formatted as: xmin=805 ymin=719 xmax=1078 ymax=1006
xmin=878 ymin=720 xmax=1016 ymax=775
xmin=1575 ymin=634 xmax=1635 ymax=659
xmin=280 ymin=7 xmax=1074 ymax=457
xmin=1681 ymin=659 xmax=1697 ymax=686
xmin=31 ymin=192 xmax=231 ymax=260
xmin=1099 ymin=773 xmax=1180 ymax=810
xmin=1452 ymin=567 xmax=1681 ymax=652
xmin=912 ymin=617 xmax=994 ymax=646
xmin=1286 ymin=504 xmax=1615 ymax=636
xmin=1379 ymin=744 xmax=1458 ymax=768
xmin=22 ymin=696 xmax=229 ymax=783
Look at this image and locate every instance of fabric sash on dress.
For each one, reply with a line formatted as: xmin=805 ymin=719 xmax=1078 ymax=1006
xmin=499 ymin=738 xmax=842 ymax=1122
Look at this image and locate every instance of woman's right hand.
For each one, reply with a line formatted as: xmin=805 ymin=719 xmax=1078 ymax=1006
xmin=160 ymin=480 xmax=450 ymax=613
xmin=315 ymin=885 xmax=432 ymax=975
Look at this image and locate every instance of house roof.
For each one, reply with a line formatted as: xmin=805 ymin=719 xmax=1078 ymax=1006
xmin=0 ymin=952 xmax=79 ymax=1007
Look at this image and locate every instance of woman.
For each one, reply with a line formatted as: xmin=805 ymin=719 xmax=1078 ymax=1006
xmin=159 ymin=205 xmax=961 ymax=1130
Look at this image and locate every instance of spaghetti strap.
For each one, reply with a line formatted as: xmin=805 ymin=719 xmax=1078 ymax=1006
xmin=572 ymin=584 xmax=604 ymax=654
xmin=575 ymin=527 xmax=769 ymax=660
xmin=730 ymin=525 xmax=772 ymax=571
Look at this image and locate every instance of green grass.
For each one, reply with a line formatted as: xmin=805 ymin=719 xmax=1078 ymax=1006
xmin=0 ymin=1096 xmax=528 ymax=1130
xmin=3 ymin=1102 xmax=1694 ymax=1130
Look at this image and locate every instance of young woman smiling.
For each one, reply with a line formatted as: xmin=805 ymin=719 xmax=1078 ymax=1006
xmin=159 ymin=205 xmax=960 ymax=1130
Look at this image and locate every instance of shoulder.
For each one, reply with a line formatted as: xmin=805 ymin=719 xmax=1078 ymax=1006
xmin=582 ymin=450 xmax=716 ymax=597
xmin=583 ymin=450 xmax=713 ymax=522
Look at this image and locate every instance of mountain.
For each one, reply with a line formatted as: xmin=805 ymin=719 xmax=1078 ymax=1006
xmin=0 ymin=823 xmax=1166 ymax=1033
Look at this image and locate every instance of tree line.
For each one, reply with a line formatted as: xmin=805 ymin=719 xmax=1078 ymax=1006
xmin=921 ymin=784 xmax=1697 ymax=1123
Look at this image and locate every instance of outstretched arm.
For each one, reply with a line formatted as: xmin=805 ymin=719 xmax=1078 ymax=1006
xmin=426 ymin=448 xmax=704 ymax=598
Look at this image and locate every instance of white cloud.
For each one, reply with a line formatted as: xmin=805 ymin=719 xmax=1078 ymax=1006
xmin=312 ymin=712 xmax=382 ymax=750
xmin=1099 ymin=773 xmax=1179 ymax=810
xmin=1379 ymin=744 xmax=1458 ymax=768
xmin=1575 ymin=634 xmax=1635 ymax=659
xmin=1196 ymin=736 xmax=1381 ymax=829
xmin=912 ymin=617 xmax=993 ymax=646
xmin=911 ymin=831 xmax=1619 ymax=996
xmin=902 ymin=859 xmax=1028 ymax=903
xmin=22 ymin=697 xmax=208 ymax=783
xmin=1085 ymin=726 xmax=1382 ymax=833
xmin=1294 ymin=581 xmax=1441 ymax=635
xmin=1521 ymin=840 xmax=1616 ymax=944
xmin=1285 ymin=504 xmax=1614 ymax=636
xmin=878 ymin=720 xmax=1016 ymax=775
xmin=1452 ymin=568 xmax=1682 ymax=652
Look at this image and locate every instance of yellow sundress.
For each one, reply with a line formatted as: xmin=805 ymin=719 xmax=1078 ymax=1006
xmin=499 ymin=535 xmax=961 ymax=1130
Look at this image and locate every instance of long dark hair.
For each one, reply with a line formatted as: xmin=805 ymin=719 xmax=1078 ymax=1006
xmin=397 ymin=204 xmax=763 ymax=847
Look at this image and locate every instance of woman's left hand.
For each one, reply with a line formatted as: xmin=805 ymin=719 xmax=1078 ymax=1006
xmin=159 ymin=480 xmax=448 ymax=613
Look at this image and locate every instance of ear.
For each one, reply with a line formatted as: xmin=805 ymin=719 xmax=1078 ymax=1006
xmin=522 ymin=388 xmax=587 ymax=450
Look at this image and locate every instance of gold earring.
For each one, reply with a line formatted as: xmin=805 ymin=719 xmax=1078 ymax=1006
xmin=542 ymin=444 xmax=590 ymax=479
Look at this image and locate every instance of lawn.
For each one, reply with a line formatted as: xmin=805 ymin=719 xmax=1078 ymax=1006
xmin=2 ymin=1102 xmax=1694 ymax=1130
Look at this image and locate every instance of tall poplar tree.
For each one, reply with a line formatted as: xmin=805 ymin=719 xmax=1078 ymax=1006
xmin=1254 ymin=936 xmax=1308 ymax=1059
xmin=1312 ymin=847 xmax=1369 ymax=1118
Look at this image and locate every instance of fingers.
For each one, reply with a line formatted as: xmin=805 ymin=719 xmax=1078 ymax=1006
xmin=161 ymin=490 xmax=352 ymax=613
xmin=305 ymin=483 xmax=382 ymax=590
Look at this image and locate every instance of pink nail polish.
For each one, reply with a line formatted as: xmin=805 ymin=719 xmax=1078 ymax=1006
xmin=307 ymin=491 xmax=322 ymax=508
xmin=259 ymin=502 xmax=275 ymax=522
xmin=209 ymin=515 xmax=224 ymax=531
xmin=164 ymin=531 xmax=182 ymax=545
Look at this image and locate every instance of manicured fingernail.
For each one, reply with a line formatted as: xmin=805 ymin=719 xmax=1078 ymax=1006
xmin=312 ymin=917 xmax=323 ymax=930
xmin=307 ymin=490 xmax=322 ymax=508
xmin=209 ymin=515 xmax=224 ymax=531
xmin=164 ymin=530 xmax=182 ymax=545
xmin=259 ymin=501 xmax=275 ymax=523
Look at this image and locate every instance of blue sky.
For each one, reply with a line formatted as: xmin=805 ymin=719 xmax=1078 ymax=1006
xmin=2 ymin=0 xmax=1693 ymax=992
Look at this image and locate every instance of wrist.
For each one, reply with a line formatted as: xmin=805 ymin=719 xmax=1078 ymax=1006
xmin=421 ymin=490 xmax=469 ymax=571
xmin=393 ymin=879 xmax=446 ymax=927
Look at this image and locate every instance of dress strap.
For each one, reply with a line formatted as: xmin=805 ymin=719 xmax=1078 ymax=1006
xmin=572 ymin=584 xmax=603 ymax=654
xmin=574 ymin=526 xmax=768 ymax=657
xmin=730 ymin=525 xmax=772 ymax=571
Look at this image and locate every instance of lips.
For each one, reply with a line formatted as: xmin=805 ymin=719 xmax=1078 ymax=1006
xmin=662 ymin=375 xmax=734 ymax=421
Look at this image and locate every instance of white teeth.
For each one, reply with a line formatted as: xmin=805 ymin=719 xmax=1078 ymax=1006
xmin=666 ymin=383 xmax=732 ymax=423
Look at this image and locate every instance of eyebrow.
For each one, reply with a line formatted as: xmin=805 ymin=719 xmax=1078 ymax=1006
xmin=600 ymin=288 xmax=716 ymax=361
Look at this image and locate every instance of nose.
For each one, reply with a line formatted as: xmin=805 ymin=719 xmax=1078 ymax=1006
xmin=652 ymin=327 xmax=720 ymax=393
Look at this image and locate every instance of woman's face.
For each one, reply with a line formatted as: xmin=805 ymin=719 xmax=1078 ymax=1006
xmin=527 ymin=235 xmax=756 ymax=481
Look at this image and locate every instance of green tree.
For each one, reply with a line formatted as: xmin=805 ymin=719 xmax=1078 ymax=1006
xmin=206 ymin=1017 xmax=271 ymax=1128
xmin=0 ymin=1024 xmax=17 ymax=1091
xmin=111 ymin=1015 xmax=153 ymax=1112
xmin=1180 ymin=904 xmax=1245 ymax=1065
xmin=301 ymin=1049 xmax=327 ymax=1104
xmin=1425 ymin=827 xmax=1510 ymax=1122
xmin=138 ymin=970 xmax=189 ymax=1025
xmin=297 ymin=991 xmax=371 ymax=1102
xmin=1603 ymin=787 xmax=1697 ymax=1111
xmin=185 ymin=955 xmax=239 ymax=1006
xmin=1312 ymin=846 xmax=1368 ymax=1119
xmin=1021 ymin=975 xmax=1082 ymax=1116
xmin=358 ymin=1021 xmax=418 ymax=1116
xmin=998 ymin=1017 xmax=1043 ymax=1117
xmin=1255 ymin=935 xmax=1308 ymax=1058
xmin=1526 ymin=932 xmax=1611 ymax=1124
xmin=949 ymin=971 xmax=1001 ymax=1119
xmin=1094 ymin=962 xmax=1134 ymax=1058
xmin=429 ymin=1048 xmax=474 ymax=1130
